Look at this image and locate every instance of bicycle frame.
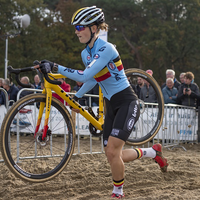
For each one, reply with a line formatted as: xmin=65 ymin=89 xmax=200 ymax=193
xmin=34 ymin=73 xmax=104 ymax=140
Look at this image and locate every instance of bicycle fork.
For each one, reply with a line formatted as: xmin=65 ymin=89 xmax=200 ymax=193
xmin=34 ymin=88 xmax=52 ymax=141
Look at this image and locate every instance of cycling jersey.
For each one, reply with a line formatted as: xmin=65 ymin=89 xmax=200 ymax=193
xmin=57 ymin=38 xmax=130 ymax=100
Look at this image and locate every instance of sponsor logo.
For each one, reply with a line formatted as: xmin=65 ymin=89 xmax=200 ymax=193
xmin=104 ymin=140 xmax=108 ymax=146
xmin=67 ymin=133 xmax=73 ymax=155
xmin=64 ymin=68 xmax=75 ymax=73
xmin=93 ymin=54 xmax=100 ymax=59
xmin=87 ymin=59 xmax=96 ymax=68
xmin=131 ymin=72 xmax=148 ymax=79
xmin=99 ymin=46 xmax=106 ymax=52
xmin=14 ymin=165 xmax=31 ymax=177
xmin=77 ymin=70 xmax=84 ymax=75
xmin=47 ymin=96 xmax=50 ymax=111
xmin=132 ymin=104 xmax=138 ymax=117
xmin=87 ymin=55 xmax=91 ymax=60
xmin=127 ymin=117 xmax=135 ymax=131
xmin=111 ymin=128 xmax=120 ymax=136
xmin=109 ymin=62 xmax=116 ymax=70
xmin=113 ymin=73 xmax=121 ymax=81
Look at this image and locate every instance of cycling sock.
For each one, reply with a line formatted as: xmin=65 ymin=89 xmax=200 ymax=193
xmin=135 ymin=148 xmax=143 ymax=159
xmin=135 ymin=147 xmax=156 ymax=158
xmin=112 ymin=178 xmax=124 ymax=195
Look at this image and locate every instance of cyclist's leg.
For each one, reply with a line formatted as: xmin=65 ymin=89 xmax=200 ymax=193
xmin=103 ymin=99 xmax=140 ymax=196
xmin=112 ymin=100 xmax=168 ymax=172
xmin=103 ymin=101 xmax=125 ymax=196
xmin=108 ymin=100 xmax=140 ymax=163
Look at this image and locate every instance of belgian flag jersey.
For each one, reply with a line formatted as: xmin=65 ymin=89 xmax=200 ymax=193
xmin=57 ymin=38 xmax=130 ymax=100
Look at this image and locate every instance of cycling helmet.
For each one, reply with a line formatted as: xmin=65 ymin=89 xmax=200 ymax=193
xmin=71 ymin=6 xmax=105 ymax=26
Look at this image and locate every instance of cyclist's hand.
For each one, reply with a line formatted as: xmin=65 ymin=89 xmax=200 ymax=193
xmin=39 ymin=62 xmax=52 ymax=73
xmin=41 ymin=60 xmax=54 ymax=68
xmin=71 ymin=108 xmax=80 ymax=113
xmin=39 ymin=60 xmax=55 ymax=73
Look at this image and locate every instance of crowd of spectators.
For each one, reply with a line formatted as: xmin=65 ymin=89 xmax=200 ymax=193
xmin=128 ymin=68 xmax=200 ymax=108
xmin=161 ymin=70 xmax=200 ymax=108
xmin=129 ymin=68 xmax=200 ymax=108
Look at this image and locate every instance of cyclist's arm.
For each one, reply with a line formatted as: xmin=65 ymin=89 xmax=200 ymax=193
xmin=75 ymin=79 xmax=97 ymax=98
xmin=57 ymin=45 xmax=114 ymax=83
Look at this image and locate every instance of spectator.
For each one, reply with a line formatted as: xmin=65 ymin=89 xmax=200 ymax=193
xmin=162 ymin=78 xmax=178 ymax=104
xmin=140 ymin=70 xmax=157 ymax=103
xmin=161 ymin=69 xmax=181 ymax=90
xmin=2 ymin=78 xmax=19 ymax=105
xmin=72 ymin=81 xmax=87 ymax=106
xmin=41 ymin=82 xmax=44 ymax=90
xmin=136 ymin=76 xmax=144 ymax=98
xmin=19 ymin=76 xmax=35 ymax=98
xmin=127 ymin=76 xmax=137 ymax=94
xmin=0 ymin=78 xmax=6 ymax=106
xmin=146 ymin=69 xmax=153 ymax=76
xmin=87 ymin=83 xmax=99 ymax=106
xmin=179 ymin=72 xmax=185 ymax=84
xmin=52 ymin=78 xmax=71 ymax=105
xmin=33 ymin=74 xmax=41 ymax=89
xmin=177 ymin=72 xmax=200 ymax=107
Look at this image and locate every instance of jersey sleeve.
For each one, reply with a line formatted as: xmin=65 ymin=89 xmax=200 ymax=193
xmin=57 ymin=44 xmax=114 ymax=83
xmin=75 ymin=79 xmax=97 ymax=98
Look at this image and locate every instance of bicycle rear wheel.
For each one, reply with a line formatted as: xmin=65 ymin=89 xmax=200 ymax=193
xmin=0 ymin=94 xmax=75 ymax=182
xmin=125 ymin=68 xmax=164 ymax=146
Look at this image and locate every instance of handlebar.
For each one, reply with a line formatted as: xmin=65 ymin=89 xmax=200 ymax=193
xmin=7 ymin=65 xmax=62 ymax=88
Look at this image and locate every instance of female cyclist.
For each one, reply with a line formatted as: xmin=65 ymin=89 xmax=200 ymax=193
xmin=40 ymin=6 xmax=168 ymax=199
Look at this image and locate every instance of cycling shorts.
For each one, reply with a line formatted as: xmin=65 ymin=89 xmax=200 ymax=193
xmin=103 ymin=86 xmax=140 ymax=147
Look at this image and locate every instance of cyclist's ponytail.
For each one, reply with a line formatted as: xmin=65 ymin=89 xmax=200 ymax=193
xmin=97 ymin=22 xmax=108 ymax=34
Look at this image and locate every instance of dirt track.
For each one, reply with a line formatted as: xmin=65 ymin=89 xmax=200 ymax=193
xmin=1 ymin=138 xmax=200 ymax=200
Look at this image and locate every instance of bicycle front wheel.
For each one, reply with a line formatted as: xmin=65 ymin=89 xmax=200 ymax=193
xmin=0 ymin=94 xmax=75 ymax=182
xmin=125 ymin=68 xmax=164 ymax=146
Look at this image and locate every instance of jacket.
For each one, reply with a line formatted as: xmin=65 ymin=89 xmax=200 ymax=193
xmin=19 ymin=84 xmax=35 ymax=98
xmin=177 ymin=83 xmax=200 ymax=107
xmin=7 ymin=84 xmax=19 ymax=105
xmin=140 ymin=84 xmax=157 ymax=103
xmin=52 ymin=81 xmax=71 ymax=105
xmin=162 ymin=86 xmax=178 ymax=104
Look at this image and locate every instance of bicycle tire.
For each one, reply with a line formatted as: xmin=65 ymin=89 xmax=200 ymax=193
xmin=0 ymin=93 xmax=75 ymax=183
xmin=125 ymin=68 xmax=164 ymax=146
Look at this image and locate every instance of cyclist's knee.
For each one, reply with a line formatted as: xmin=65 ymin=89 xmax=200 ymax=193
xmin=105 ymin=138 xmax=124 ymax=163
xmin=106 ymin=146 xmax=118 ymax=163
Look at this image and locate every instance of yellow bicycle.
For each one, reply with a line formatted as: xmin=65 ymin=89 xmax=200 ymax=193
xmin=0 ymin=65 xmax=164 ymax=183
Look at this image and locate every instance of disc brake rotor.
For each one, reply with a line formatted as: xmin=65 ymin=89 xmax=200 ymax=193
xmin=35 ymin=131 xmax=50 ymax=147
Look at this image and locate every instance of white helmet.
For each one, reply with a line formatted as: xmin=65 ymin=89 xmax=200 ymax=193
xmin=71 ymin=6 xmax=105 ymax=26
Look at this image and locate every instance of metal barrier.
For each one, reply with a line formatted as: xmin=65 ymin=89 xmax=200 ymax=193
xmin=158 ymin=104 xmax=197 ymax=150
xmin=0 ymin=87 xmax=9 ymax=109
xmin=0 ymin=88 xmax=198 ymax=163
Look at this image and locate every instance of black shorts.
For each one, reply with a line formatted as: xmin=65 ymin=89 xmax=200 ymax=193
xmin=103 ymin=86 xmax=140 ymax=146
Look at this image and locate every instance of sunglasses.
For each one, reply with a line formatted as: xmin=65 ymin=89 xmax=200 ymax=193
xmin=75 ymin=25 xmax=87 ymax=31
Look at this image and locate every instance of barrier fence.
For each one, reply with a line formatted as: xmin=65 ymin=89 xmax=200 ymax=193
xmin=0 ymin=88 xmax=199 ymax=163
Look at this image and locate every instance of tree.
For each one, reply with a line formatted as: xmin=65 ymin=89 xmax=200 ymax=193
xmin=1 ymin=0 xmax=200 ymax=87
xmin=139 ymin=0 xmax=200 ymax=84
xmin=83 ymin=0 xmax=200 ymax=86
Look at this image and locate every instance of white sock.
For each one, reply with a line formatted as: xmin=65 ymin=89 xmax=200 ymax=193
xmin=112 ymin=179 xmax=124 ymax=195
xmin=140 ymin=147 xmax=156 ymax=158
xmin=112 ymin=185 xmax=123 ymax=195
